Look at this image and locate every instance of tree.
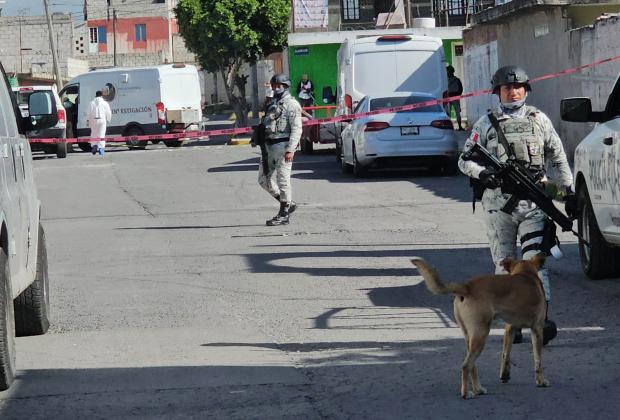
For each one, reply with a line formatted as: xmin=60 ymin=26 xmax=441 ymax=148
xmin=176 ymin=0 xmax=290 ymax=128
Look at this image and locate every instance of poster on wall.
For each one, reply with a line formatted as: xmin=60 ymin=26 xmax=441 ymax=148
xmin=294 ymin=0 xmax=329 ymax=29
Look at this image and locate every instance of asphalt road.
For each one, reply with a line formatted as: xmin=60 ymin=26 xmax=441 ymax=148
xmin=1 ymin=139 xmax=620 ymax=419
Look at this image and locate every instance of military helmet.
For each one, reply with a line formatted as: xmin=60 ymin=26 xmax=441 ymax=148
xmin=270 ymin=73 xmax=291 ymax=88
xmin=491 ymin=66 xmax=531 ymax=93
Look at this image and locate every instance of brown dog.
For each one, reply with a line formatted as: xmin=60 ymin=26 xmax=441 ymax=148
xmin=411 ymin=255 xmax=549 ymax=399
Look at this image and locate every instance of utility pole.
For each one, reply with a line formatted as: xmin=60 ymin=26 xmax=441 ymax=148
xmin=42 ymin=0 xmax=63 ymax=88
xmin=113 ymin=9 xmax=117 ymax=66
xmin=167 ymin=0 xmax=174 ymax=62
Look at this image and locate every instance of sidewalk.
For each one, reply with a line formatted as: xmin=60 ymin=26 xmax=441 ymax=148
xmin=202 ymin=113 xmax=260 ymax=146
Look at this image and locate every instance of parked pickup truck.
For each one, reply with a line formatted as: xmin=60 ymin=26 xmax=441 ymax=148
xmin=561 ymin=74 xmax=620 ymax=279
xmin=0 ymin=62 xmax=57 ymax=391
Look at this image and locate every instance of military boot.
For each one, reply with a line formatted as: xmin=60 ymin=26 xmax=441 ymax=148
xmin=273 ymin=195 xmax=296 ymax=214
xmin=542 ymin=319 xmax=557 ymax=346
xmin=541 ymin=301 xmax=557 ymax=346
xmin=513 ymin=329 xmax=523 ymax=344
xmin=266 ymin=202 xmax=290 ymax=226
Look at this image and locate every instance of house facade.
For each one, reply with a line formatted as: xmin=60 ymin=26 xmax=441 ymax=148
xmin=311 ymin=0 xmax=495 ymax=31
xmin=79 ymin=0 xmax=190 ymax=67
xmin=462 ymin=0 xmax=620 ymax=157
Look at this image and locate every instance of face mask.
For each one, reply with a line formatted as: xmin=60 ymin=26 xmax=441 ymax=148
xmin=274 ymin=86 xmax=285 ymax=96
xmin=501 ymin=97 xmax=526 ymax=110
xmin=500 ymin=92 xmax=527 ymax=110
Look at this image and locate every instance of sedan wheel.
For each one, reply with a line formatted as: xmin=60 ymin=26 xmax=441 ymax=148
xmin=352 ymin=145 xmax=366 ymax=178
xmin=340 ymin=150 xmax=352 ymax=174
xmin=335 ymin=138 xmax=343 ymax=164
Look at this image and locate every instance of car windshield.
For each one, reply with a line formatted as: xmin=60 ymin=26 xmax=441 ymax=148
xmin=369 ymin=96 xmax=442 ymax=112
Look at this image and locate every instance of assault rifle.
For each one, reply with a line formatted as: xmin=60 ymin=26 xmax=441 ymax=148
xmin=462 ymin=142 xmax=574 ymax=232
xmin=251 ymin=123 xmax=269 ymax=174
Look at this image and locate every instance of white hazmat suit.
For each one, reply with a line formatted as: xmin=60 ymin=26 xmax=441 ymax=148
xmin=86 ymin=96 xmax=112 ymax=151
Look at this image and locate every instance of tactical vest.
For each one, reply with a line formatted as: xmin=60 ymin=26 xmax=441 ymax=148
xmin=488 ymin=111 xmax=545 ymax=170
xmin=263 ymin=95 xmax=292 ymax=140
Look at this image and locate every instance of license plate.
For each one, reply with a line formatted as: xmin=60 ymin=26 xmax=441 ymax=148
xmin=400 ymin=126 xmax=419 ymax=135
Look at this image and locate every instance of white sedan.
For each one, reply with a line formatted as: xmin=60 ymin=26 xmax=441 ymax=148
xmin=338 ymin=92 xmax=459 ymax=177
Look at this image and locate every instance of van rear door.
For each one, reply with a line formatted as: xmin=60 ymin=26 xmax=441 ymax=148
xmin=353 ymin=38 xmax=447 ymax=100
xmin=159 ymin=66 xmax=202 ymax=126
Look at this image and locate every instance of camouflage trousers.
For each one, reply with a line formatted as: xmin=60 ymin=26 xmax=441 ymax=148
xmin=483 ymin=194 xmax=551 ymax=300
xmin=258 ymin=142 xmax=293 ymax=203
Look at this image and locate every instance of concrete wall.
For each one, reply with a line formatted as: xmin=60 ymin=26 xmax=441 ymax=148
xmin=464 ymin=7 xmax=620 ymax=159
xmin=86 ymin=0 xmax=174 ymax=20
xmin=561 ymin=14 xmax=620 ymax=153
xmin=0 ymin=14 xmax=75 ymax=78
xmin=85 ymin=52 xmax=169 ymax=68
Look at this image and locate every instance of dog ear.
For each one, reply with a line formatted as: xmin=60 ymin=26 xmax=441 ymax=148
xmin=530 ymin=253 xmax=546 ymax=270
xmin=411 ymin=257 xmax=423 ymax=267
xmin=500 ymin=257 xmax=516 ymax=273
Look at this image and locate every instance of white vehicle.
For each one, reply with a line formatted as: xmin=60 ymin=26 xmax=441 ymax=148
xmin=12 ymin=85 xmax=68 ymax=158
xmin=340 ymin=92 xmax=458 ymax=177
xmin=1 ymin=63 xmax=57 ymax=390
xmin=59 ymin=63 xmax=203 ymax=151
xmin=334 ymin=34 xmax=448 ymax=160
xmin=561 ymin=76 xmax=620 ymax=279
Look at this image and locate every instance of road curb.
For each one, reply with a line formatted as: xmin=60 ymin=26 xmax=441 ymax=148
xmin=228 ymin=138 xmax=251 ymax=146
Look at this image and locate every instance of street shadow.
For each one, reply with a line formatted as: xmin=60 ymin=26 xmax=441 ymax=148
xmin=252 ymin=242 xmax=490 ymax=248
xmin=206 ymin=152 xmax=471 ymax=202
xmin=115 ymin=224 xmax=264 ymax=231
xmin=2 ymin=335 xmax=617 ymax=420
xmin=308 ymin=279 xmax=459 ymax=332
xmin=239 ymin=246 xmax=491 ymax=279
xmin=32 ymin=154 xmax=59 ymax=161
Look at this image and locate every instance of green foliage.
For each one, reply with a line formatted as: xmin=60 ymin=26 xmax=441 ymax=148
xmin=176 ymin=0 xmax=290 ymax=74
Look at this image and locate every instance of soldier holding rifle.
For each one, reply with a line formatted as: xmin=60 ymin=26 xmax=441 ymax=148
xmin=458 ymin=66 xmax=578 ymax=345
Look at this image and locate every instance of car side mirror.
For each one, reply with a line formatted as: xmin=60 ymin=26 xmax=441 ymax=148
xmin=322 ymin=86 xmax=336 ymax=104
xmin=22 ymin=91 xmax=58 ymax=131
xmin=560 ymin=97 xmax=606 ymax=123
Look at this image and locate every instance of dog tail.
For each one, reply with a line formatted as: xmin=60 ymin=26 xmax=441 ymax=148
xmin=411 ymin=258 xmax=469 ymax=296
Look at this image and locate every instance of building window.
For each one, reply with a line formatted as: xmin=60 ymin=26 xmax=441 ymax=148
xmin=89 ymin=27 xmax=98 ymax=44
xmin=135 ymin=24 xmax=147 ymax=41
xmin=341 ymin=0 xmax=360 ymax=21
xmin=98 ymin=26 xmax=107 ymax=44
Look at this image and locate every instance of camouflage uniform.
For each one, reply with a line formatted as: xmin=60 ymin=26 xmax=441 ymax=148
xmin=458 ymin=105 xmax=573 ymax=300
xmin=258 ymin=91 xmax=302 ymax=204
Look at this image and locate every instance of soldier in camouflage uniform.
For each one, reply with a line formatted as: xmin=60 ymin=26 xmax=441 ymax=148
xmin=259 ymin=73 xmax=302 ymax=226
xmin=458 ymin=66 xmax=575 ymax=345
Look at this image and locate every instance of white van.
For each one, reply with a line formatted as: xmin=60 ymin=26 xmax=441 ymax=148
xmin=0 ymin=61 xmax=56 ymax=391
xmin=334 ymin=35 xmax=448 ymax=157
xmin=59 ymin=64 xmax=203 ymax=151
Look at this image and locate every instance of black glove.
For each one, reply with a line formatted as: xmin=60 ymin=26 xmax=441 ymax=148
xmin=478 ymin=169 xmax=501 ymax=189
xmin=564 ymin=189 xmax=578 ymax=219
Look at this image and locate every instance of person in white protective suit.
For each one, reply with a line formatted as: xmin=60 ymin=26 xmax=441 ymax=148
xmin=86 ymin=90 xmax=112 ymax=155
xmin=458 ymin=65 xmax=578 ymax=346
